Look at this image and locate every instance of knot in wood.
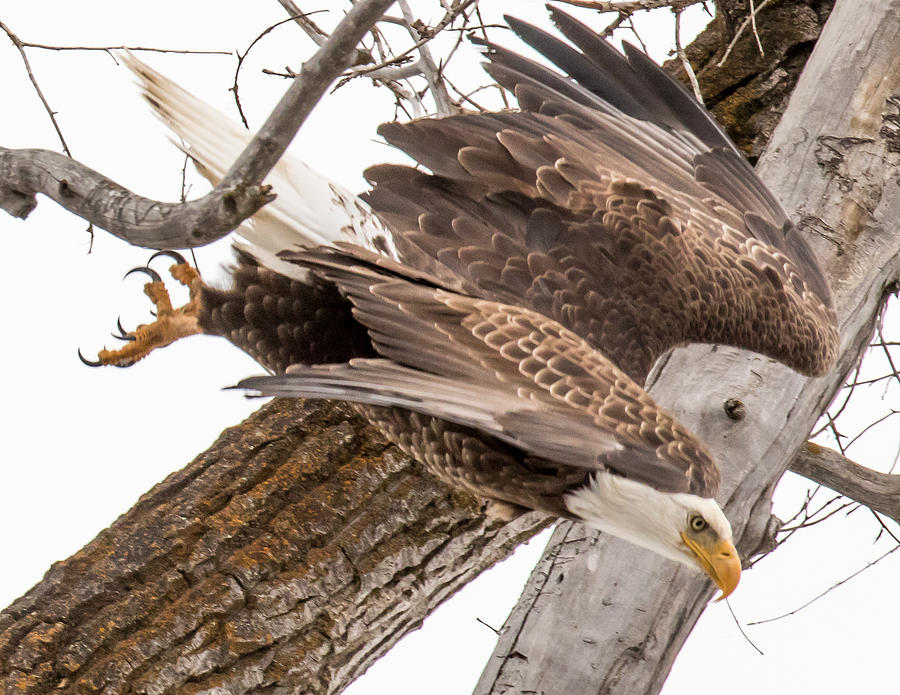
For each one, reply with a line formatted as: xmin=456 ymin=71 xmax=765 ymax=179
xmin=723 ymin=398 xmax=746 ymax=421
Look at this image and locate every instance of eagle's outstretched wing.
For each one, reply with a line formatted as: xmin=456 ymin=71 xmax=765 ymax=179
xmin=123 ymin=10 xmax=836 ymax=384
xmin=362 ymin=9 xmax=837 ymax=381
xmin=240 ymin=245 xmax=720 ymax=498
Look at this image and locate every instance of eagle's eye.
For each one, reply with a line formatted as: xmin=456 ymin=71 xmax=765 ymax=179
xmin=689 ymin=514 xmax=708 ymax=532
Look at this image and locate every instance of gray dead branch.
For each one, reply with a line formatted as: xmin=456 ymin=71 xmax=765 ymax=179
xmin=0 ymin=0 xmax=395 ymax=250
xmin=790 ymin=444 xmax=900 ymax=524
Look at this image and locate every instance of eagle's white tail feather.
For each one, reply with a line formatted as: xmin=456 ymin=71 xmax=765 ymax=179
xmin=120 ymin=53 xmax=397 ymax=278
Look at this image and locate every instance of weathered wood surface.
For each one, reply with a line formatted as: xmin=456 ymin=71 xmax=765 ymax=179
xmin=475 ymin=1 xmax=900 ymax=693
xmin=0 ymin=399 xmax=547 ymax=694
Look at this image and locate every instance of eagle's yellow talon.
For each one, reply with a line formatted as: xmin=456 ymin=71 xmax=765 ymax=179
xmin=79 ymin=254 xmax=204 ymax=367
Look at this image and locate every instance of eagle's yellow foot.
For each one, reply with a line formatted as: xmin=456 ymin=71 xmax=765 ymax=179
xmin=79 ymin=251 xmax=204 ymax=367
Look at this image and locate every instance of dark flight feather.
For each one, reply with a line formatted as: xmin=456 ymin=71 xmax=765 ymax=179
xmin=360 ymin=9 xmax=837 ymax=383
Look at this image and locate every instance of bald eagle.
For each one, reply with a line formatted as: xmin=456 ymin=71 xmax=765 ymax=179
xmin=93 ymin=10 xmax=838 ymax=600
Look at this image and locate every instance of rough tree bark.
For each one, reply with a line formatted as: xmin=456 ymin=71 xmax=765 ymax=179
xmin=684 ymin=0 xmax=837 ymax=160
xmin=475 ymin=1 xmax=900 ymax=693
xmin=0 ymin=400 xmax=546 ymax=693
xmin=2 ymin=1 xmax=895 ymax=694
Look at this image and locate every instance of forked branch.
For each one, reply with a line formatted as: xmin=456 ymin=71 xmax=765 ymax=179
xmin=0 ymin=0 xmax=395 ymax=249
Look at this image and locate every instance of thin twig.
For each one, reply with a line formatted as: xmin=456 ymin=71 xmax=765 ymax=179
xmin=18 ymin=42 xmax=230 ymax=55
xmin=554 ymin=0 xmax=702 ymax=11
xmin=843 ymin=373 xmax=900 ymax=388
xmin=444 ymin=78 xmax=495 ymax=111
xmin=475 ymin=3 xmax=509 ymax=109
xmin=870 ymin=510 xmax=900 ymax=546
xmin=875 ymin=324 xmax=900 ymax=389
xmin=0 ymin=19 xmax=72 ymax=156
xmin=778 ymin=499 xmax=854 ymax=534
xmin=748 ymin=544 xmax=900 ymax=626
xmin=396 ymin=0 xmax=457 ymax=115
xmin=340 ymin=0 xmax=478 ymax=81
xmin=623 ymin=16 xmax=648 ymax=54
xmin=748 ymin=0 xmax=764 ymax=56
xmin=232 ymin=14 xmax=315 ymax=128
xmin=673 ymin=8 xmax=703 ymax=103
xmin=824 ymin=412 xmax=847 ymax=456
xmin=845 ymin=410 xmax=900 ymax=450
xmin=475 ymin=617 xmax=501 ymax=635
xmin=724 ymin=599 xmax=764 ymax=656
xmin=368 ymin=23 xmax=425 ymax=117
xmin=717 ymin=0 xmax=773 ymax=67
xmin=179 ymin=149 xmax=191 ymax=203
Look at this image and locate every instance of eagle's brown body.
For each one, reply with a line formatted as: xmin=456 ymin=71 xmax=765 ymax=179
xmin=106 ymin=10 xmax=836 ymax=586
xmin=194 ymin=10 xmax=836 ymax=516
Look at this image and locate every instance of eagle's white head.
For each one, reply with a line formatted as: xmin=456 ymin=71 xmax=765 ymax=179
xmin=565 ymin=472 xmax=741 ymax=599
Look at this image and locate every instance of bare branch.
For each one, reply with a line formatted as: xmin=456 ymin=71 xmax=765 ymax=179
xmin=274 ymin=2 xmax=374 ymax=66
xmin=15 ymin=42 xmax=231 ymax=55
xmin=673 ymin=8 xmax=703 ymax=103
xmin=845 ymin=410 xmax=900 ymax=450
xmin=1 ymin=19 xmax=73 ymax=157
xmin=724 ymin=599 xmax=764 ymax=655
xmin=622 ymin=14 xmax=649 ymax=53
xmin=717 ymin=0 xmax=774 ymax=66
xmin=790 ymin=443 xmax=900 ymax=525
xmin=475 ymin=4 xmax=509 ymax=108
xmin=340 ymin=0 xmax=478 ymax=81
xmin=232 ymin=14 xmax=310 ymax=128
xmin=748 ymin=0 xmax=765 ymax=56
xmin=396 ymin=0 xmax=457 ymax=115
xmin=874 ymin=323 xmax=900 ymax=389
xmin=554 ymin=0 xmax=703 ymax=11
xmin=778 ymin=496 xmax=854 ymax=535
xmin=0 ymin=0 xmax=396 ymax=249
xmin=276 ymin=0 xmax=328 ymax=45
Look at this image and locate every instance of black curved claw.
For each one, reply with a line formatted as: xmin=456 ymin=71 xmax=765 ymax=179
xmin=149 ymin=250 xmax=188 ymax=266
xmin=77 ymin=347 xmax=103 ymax=368
xmin=123 ymin=266 xmax=162 ymax=283
xmin=111 ymin=316 xmax=135 ymax=342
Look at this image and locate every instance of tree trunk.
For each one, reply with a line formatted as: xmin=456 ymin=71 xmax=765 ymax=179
xmin=0 ymin=399 xmax=547 ymax=693
xmin=475 ymin=1 xmax=900 ymax=693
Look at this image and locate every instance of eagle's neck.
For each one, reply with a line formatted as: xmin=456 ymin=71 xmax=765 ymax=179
xmin=563 ymin=472 xmax=724 ymax=568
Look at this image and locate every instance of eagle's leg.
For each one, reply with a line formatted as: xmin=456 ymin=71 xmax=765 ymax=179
xmin=79 ymin=252 xmax=204 ymax=368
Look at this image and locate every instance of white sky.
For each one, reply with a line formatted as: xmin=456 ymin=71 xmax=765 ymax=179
xmin=1 ymin=2 xmax=898 ymax=694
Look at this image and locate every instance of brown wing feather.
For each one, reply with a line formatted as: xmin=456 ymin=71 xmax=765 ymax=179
xmin=242 ymin=247 xmax=720 ymax=497
xmin=364 ymin=406 xmax=587 ymax=517
xmin=361 ymin=11 xmax=837 ymax=383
